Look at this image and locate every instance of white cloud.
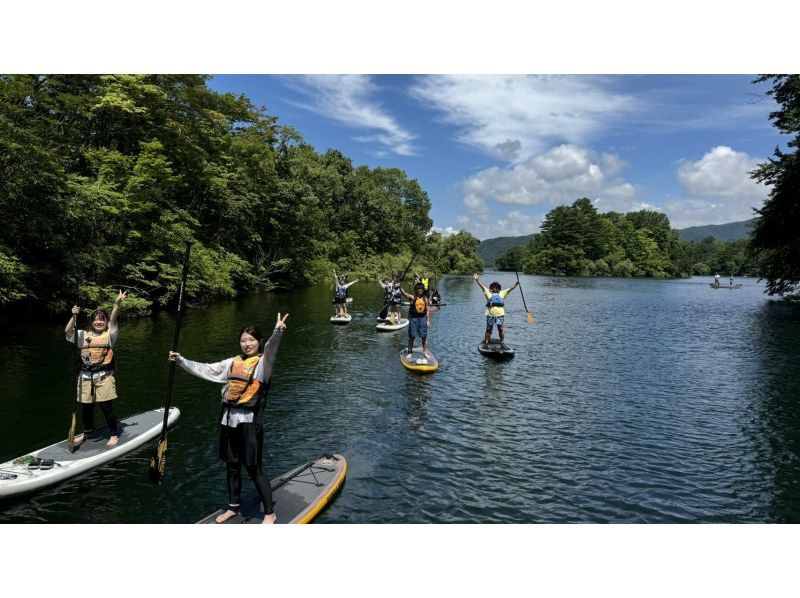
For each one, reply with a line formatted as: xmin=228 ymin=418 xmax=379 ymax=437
xmin=677 ymin=146 xmax=763 ymax=198
xmin=285 ymin=75 xmax=417 ymax=156
xmin=410 ymin=75 xmax=638 ymax=162
xmin=663 ymin=146 xmax=770 ymax=228
xmin=458 ymin=211 xmax=545 ymax=240
xmin=461 ymin=144 xmax=637 ymax=211
xmin=430 ymin=226 xmax=459 ymax=237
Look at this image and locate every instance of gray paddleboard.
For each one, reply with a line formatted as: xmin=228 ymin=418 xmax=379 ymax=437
xmin=478 ymin=338 xmax=515 ymax=358
xmin=197 ymin=454 xmax=347 ymax=524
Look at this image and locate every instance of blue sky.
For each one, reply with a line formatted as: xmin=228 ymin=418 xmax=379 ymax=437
xmin=207 ymin=75 xmax=783 ymax=239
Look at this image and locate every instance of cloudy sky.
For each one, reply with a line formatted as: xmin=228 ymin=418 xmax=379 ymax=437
xmin=209 ymin=74 xmax=782 ymax=240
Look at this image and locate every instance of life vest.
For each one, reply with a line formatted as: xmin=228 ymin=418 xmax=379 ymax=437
xmin=223 ymin=355 xmax=265 ymax=410
xmin=384 ymin=284 xmax=393 ymax=301
xmin=335 ymin=283 xmax=347 ymax=299
xmin=421 ymin=277 xmax=430 ymax=290
xmin=486 ymin=292 xmax=504 ymax=308
xmin=79 ymin=330 xmax=115 ymax=373
xmin=411 ymin=296 xmax=427 ymax=315
xmin=391 ymin=287 xmax=402 ymax=302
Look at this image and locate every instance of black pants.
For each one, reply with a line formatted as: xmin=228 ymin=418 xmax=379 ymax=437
xmin=226 ymin=461 xmax=274 ymax=515
xmin=81 ymin=401 xmax=118 ymax=436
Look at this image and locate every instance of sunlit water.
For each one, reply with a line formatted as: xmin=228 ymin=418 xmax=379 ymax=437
xmin=1 ymin=275 xmax=799 ymax=523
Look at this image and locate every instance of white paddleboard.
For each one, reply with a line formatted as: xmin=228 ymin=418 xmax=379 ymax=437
xmin=0 ymin=407 xmax=180 ymax=499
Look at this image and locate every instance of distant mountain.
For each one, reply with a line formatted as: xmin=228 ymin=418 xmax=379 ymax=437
xmin=477 ymin=233 xmax=537 ymax=267
xmin=677 ymin=219 xmax=756 ymax=242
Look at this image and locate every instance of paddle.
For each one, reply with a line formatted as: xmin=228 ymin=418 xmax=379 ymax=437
xmin=67 ymin=310 xmax=81 ymax=452
xmin=148 ymin=242 xmax=192 ymax=485
xmin=515 ymin=271 xmax=535 ymax=325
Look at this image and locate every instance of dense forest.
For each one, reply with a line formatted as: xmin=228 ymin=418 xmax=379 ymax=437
xmin=494 ymin=198 xmax=762 ymax=278
xmin=0 ymin=75 xmax=482 ymax=315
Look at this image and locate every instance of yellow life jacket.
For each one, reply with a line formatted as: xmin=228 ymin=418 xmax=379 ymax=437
xmin=80 ymin=330 xmax=115 ymax=373
xmin=224 ymin=355 xmax=264 ymax=409
xmin=412 ymin=296 xmax=427 ymax=315
xmin=421 ymin=277 xmax=430 ymax=290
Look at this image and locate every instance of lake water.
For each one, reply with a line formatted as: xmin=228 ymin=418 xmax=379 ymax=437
xmin=1 ymin=275 xmax=799 ymax=523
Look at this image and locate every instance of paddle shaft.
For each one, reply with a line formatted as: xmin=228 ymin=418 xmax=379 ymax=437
xmin=379 ymin=247 xmax=422 ymax=314
xmin=158 ymin=242 xmax=192 ymax=439
xmin=515 ymin=271 xmax=531 ymax=314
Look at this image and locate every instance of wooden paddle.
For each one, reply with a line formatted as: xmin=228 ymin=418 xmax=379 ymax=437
xmin=515 ymin=271 xmax=535 ymax=325
xmin=67 ymin=310 xmax=81 ymax=452
xmin=148 ymin=242 xmax=192 ymax=485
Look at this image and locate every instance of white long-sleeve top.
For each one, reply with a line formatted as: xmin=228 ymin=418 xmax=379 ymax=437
xmin=175 ymin=327 xmax=284 ymax=427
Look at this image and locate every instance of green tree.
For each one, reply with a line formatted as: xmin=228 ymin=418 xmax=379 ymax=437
xmin=749 ymin=75 xmax=800 ymax=295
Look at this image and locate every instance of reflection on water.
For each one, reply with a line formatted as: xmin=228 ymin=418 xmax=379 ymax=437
xmin=1 ymin=275 xmax=799 ymax=523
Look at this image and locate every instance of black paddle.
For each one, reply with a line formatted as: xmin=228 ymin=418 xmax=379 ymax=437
xmin=67 ymin=309 xmax=81 ymax=452
xmin=148 ymin=242 xmax=192 ymax=485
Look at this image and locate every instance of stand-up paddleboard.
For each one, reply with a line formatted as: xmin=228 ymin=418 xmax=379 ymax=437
xmin=376 ymin=318 xmax=409 ymax=332
xmin=709 ymin=283 xmax=742 ymax=289
xmin=400 ymin=347 xmax=439 ymax=373
xmin=478 ymin=338 xmax=515 ymax=358
xmin=330 ymin=314 xmax=352 ymax=325
xmin=0 ymin=407 xmax=180 ymax=499
xmin=197 ymin=454 xmax=347 ymax=524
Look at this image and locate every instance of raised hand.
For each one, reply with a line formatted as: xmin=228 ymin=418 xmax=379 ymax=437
xmin=116 ymin=289 xmax=128 ymax=304
xmin=275 ymin=312 xmax=290 ymax=331
xmin=71 ymin=305 xmax=80 ymax=315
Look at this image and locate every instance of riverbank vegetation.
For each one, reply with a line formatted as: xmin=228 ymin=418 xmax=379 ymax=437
xmin=0 ymin=75 xmax=482 ymax=316
xmin=494 ymin=198 xmax=762 ymax=278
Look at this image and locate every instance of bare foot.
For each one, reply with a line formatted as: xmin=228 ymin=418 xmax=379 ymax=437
xmin=215 ymin=509 xmax=238 ymax=524
xmin=262 ymin=513 xmax=277 ymax=524
xmin=424 ymin=353 xmax=432 ymax=360
xmin=106 ymin=436 xmax=119 ymax=447
xmin=72 ymin=434 xmax=85 ymax=445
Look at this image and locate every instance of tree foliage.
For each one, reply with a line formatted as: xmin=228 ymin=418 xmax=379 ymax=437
xmin=0 ymin=75 xmax=474 ymax=314
xmin=749 ymin=75 xmax=800 ymax=295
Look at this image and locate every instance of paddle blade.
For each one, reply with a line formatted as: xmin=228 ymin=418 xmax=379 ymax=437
xmin=67 ymin=413 xmax=77 ymax=452
xmin=379 ymin=304 xmax=389 ymax=320
xmin=148 ymin=439 xmax=168 ymax=485
xmin=526 ymin=311 xmax=536 ymax=325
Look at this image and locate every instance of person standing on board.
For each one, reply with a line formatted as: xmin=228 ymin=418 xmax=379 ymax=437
xmin=729 ymin=275 xmax=734 ymax=286
xmin=474 ymin=274 xmax=519 ymax=350
xmin=169 ymin=312 xmax=289 ymax=524
xmin=65 ymin=290 xmax=127 ymax=447
xmin=714 ymin=273 xmax=721 ymax=287
xmin=332 ymin=268 xmax=358 ymax=318
xmin=401 ymin=282 xmax=432 ymax=359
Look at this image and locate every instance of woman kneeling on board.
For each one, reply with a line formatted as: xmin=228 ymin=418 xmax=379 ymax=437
xmin=169 ymin=313 xmax=289 ymax=524
xmin=65 ymin=290 xmax=127 ymax=447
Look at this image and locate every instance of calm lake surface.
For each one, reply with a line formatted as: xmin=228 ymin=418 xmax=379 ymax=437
xmin=1 ymin=275 xmax=799 ymax=523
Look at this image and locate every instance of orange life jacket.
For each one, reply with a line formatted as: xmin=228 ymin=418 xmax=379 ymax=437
xmin=412 ymin=296 xmax=427 ymax=315
xmin=224 ymin=355 xmax=264 ymax=409
xmin=80 ymin=330 xmax=115 ymax=373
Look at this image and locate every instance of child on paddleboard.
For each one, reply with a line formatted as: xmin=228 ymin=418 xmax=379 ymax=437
xmin=169 ymin=313 xmax=289 ymax=524
xmin=474 ymin=274 xmax=519 ymax=350
xmin=65 ymin=290 xmax=127 ymax=447
xmin=401 ymin=282 xmax=432 ymax=360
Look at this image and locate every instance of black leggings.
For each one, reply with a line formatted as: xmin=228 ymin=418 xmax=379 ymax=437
xmin=226 ymin=461 xmax=274 ymax=515
xmin=81 ymin=401 xmax=118 ymax=436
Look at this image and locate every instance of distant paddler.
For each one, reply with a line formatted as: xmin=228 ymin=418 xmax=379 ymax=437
xmin=474 ymin=274 xmax=519 ymax=351
xmin=713 ymin=273 xmax=721 ymax=288
xmin=332 ymin=268 xmax=358 ymax=319
xmin=65 ymin=290 xmax=127 ymax=448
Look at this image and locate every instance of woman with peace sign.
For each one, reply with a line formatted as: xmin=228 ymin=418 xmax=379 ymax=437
xmin=169 ymin=312 xmax=289 ymax=524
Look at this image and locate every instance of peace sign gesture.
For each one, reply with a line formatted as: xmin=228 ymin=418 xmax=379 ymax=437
xmin=275 ymin=312 xmax=290 ymax=331
xmin=116 ymin=289 xmax=128 ymax=304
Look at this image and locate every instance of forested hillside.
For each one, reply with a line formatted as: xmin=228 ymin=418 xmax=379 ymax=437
xmin=0 ymin=75 xmax=481 ymax=315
